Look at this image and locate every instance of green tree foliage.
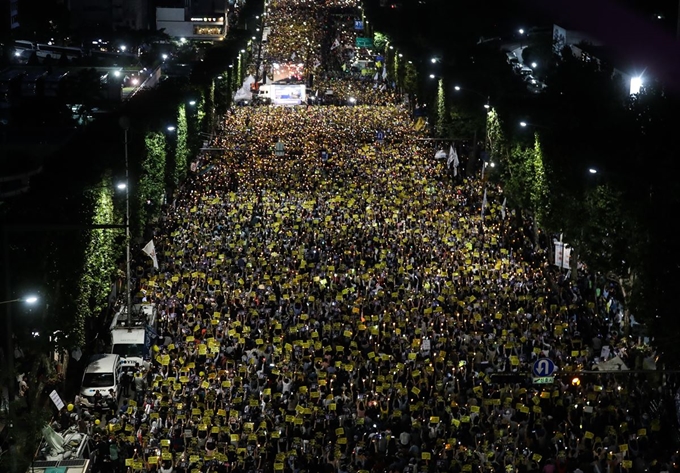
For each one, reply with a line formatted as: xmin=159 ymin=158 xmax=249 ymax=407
xmin=403 ymin=61 xmax=418 ymax=97
xmin=373 ymin=32 xmax=388 ymax=52
xmin=167 ymin=104 xmax=189 ymax=189
xmin=75 ymin=177 xmax=119 ymax=347
xmin=136 ymin=132 xmax=167 ymax=235
xmin=435 ymin=79 xmax=446 ymax=137
xmin=500 ymin=135 xmax=548 ymax=222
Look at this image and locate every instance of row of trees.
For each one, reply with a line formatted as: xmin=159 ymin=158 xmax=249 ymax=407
xmin=0 ymin=79 xmax=212 ymax=471
xmin=1 ymin=2 xmax=261 ymax=469
xmin=370 ymin=27 xmax=680 ymax=362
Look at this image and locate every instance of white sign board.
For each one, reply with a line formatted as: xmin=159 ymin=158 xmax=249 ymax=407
xmin=553 ymin=240 xmax=571 ymax=269
xmin=271 ymin=84 xmax=306 ymax=105
xmin=421 ymin=339 xmax=431 ymax=353
xmin=49 ymin=389 xmax=65 ymax=411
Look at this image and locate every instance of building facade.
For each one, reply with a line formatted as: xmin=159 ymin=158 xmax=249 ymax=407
xmin=67 ymin=0 xmax=150 ymax=31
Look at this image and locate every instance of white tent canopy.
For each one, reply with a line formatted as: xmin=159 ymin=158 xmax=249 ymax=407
xmin=233 ymin=75 xmax=256 ymax=102
xmin=594 ymin=355 xmax=629 ymax=371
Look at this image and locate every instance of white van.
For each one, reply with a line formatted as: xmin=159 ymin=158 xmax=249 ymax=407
xmin=111 ymin=327 xmax=148 ymax=372
xmin=80 ymin=354 xmax=122 ymax=403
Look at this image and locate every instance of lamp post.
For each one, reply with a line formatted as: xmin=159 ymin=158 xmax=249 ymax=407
xmin=453 ymin=85 xmax=491 ymax=177
xmin=0 ymin=286 xmax=38 ymax=473
xmin=118 ymin=117 xmax=132 ymax=325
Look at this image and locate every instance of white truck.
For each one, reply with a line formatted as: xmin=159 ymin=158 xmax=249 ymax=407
xmin=257 ymin=83 xmax=306 ymax=105
xmin=110 ymin=303 xmax=157 ymax=371
xmin=28 ymin=425 xmax=92 ymax=473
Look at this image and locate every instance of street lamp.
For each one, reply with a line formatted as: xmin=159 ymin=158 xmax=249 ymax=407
xmin=167 ymin=126 xmax=176 ymax=132
xmin=453 ymin=85 xmax=490 ymax=108
xmin=520 ymin=121 xmax=528 ymax=127
xmin=630 ymin=76 xmax=643 ymax=95
xmin=189 ymin=100 xmax=196 ymax=106
xmin=518 ymin=28 xmax=525 ymax=35
xmin=531 ymin=62 xmax=537 ymax=68
xmin=429 ymin=74 xmax=436 ymax=79
xmin=118 ymin=116 xmax=132 ymax=325
xmin=589 ymin=168 xmax=598 ymax=174
xmin=0 ymin=295 xmax=39 ymax=305
xmin=162 ymin=54 xmax=168 ymax=61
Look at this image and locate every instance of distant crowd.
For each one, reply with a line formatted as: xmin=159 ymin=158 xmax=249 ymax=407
xmin=51 ymin=1 xmax=680 ymax=473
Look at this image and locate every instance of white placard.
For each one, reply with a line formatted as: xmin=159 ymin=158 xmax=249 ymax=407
xmin=49 ymin=389 xmax=65 ymax=411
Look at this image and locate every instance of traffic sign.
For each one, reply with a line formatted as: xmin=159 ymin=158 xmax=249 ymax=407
xmin=532 ymin=358 xmax=556 ymax=377
xmin=533 ymin=376 xmax=555 ymax=385
xmin=355 ymin=37 xmax=374 ymax=49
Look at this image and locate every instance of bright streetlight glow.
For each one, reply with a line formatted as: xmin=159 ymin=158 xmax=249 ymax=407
xmin=484 ymin=104 xmax=490 ymax=109
xmin=1 ymin=295 xmax=39 ymax=305
xmin=189 ymin=100 xmax=196 ymax=106
xmin=589 ymin=168 xmax=598 ymax=174
xmin=217 ymin=75 xmax=224 ymax=79
xmin=120 ymin=45 xmax=127 ymax=51
xmin=162 ymin=54 xmax=168 ymax=60
xmin=630 ymin=76 xmax=643 ymax=95
xmin=490 ymin=162 xmax=496 ymax=168
xmin=531 ymin=62 xmax=537 ymax=68
xmin=431 ymin=58 xmax=437 ymax=63
xmin=14 ymin=51 xmax=20 ymax=57
xmin=167 ymin=126 xmax=176 ymax=132
xmin=114 ymin=70 xmax=121 ymax=77
xmin=454 ymin=86 xmax=461 ymax=91
xmin=398 ymin=53 xmax=403 ymax=58
xmin=520 ymin=121 xmax=527 ymax=127
xmin=240 ymin=49 xmax=246 ymax=53
xmin=519 ymin=28 xmax=525 ymax=34
xmin=117 ymin=182 xmax=127 ymax=190
xmin=429 ymin=74 xmax=436 ymax=79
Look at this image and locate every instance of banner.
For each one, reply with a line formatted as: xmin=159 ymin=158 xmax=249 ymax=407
xmin=142 ymin=240 xmax=159 ymax=269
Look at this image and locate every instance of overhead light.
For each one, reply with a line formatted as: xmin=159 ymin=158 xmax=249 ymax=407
xmin=630 ymin=76 xmax=643 ymax=95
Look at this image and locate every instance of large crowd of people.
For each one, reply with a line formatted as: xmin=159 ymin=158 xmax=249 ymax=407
xmin=51 ymin=1 xmax=680 ymax=473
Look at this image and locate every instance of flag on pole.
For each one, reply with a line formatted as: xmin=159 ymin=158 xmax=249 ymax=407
xmin=501 ymin=197 xmax=507 ymax=219
xmin=481 ymin=189 xmax=488 ymax=218
xmin=434 ymin=149 xmax=448 ymax=159
xmin=142 ymin=240 xmax=159 ymax=270
xmin=447 ymin=145 xmax=460 ymax=176
xmin=331 ymin=38 xmax=340 ymax=50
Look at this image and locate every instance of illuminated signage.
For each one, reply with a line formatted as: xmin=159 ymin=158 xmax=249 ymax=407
xmin=190 ymin=17 xmax=224 ymax=24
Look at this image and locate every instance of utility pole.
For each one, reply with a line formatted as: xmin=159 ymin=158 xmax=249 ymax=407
xmin=119 ymin=117 xmax=132 ymax=325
